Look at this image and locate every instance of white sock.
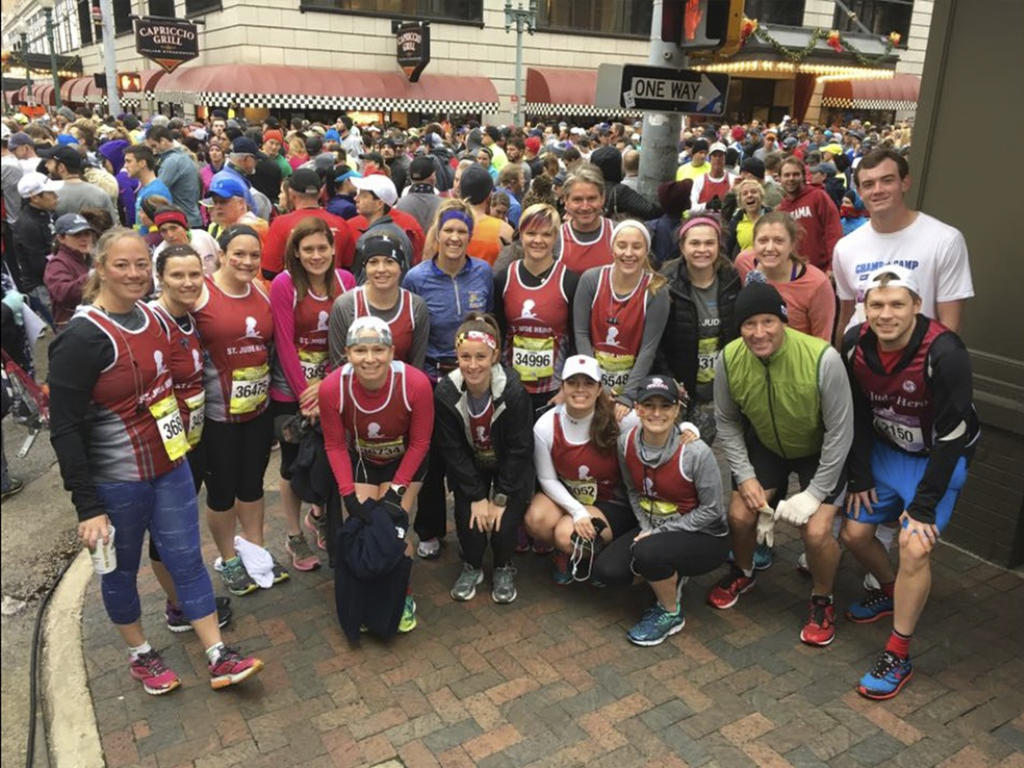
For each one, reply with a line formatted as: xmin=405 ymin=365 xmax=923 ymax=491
xmin=128 ymin=641 xmax=152 ymax=660
xmin=205 ymin=641 xmax=225 ymax=664
xmin=876 ymin=524 xmax=896 ymax=552
xmin=741 ymin=567 xmax=754 ymax=578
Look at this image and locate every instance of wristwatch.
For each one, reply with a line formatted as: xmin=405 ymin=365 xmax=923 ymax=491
xmin=391 ymin=484 xmax=408 ymax=498
xmin=491 ymin=492 xmax=508 ymax=507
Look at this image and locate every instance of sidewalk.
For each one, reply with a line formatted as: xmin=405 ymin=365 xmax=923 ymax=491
xmin=74 ymin=497 xmax=1023 ymax=768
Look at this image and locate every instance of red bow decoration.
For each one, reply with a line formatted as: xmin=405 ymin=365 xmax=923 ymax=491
xmin=740 ymin=17 xmax=758 ymax=46
xmin=827 ymin=30 xmax=843 ymax=52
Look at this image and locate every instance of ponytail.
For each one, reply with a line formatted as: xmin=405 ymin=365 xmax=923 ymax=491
xmin=589 ymin=388 xmax=620 ymax=455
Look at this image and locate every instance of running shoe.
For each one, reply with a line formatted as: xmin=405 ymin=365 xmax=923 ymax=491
xmin=627 ymin=604 xmax=685 ymax=646
xmin=304 ymin=508 xmax=328 ymax=551
xmin=846 ymin=589 xmax=894 ymax=623
xmin=514 ymin=525 xmax=531 ymax=553
xmin=1 ymin=477 xmax=24 ymax=500
xmin=752 ymin=543 xmax=774 ymax=570
xmin=450 ymin=563 xmax=484 ymax=601
xmin=270 ymin=558 xmax=290 ymax=584
xmin=220 ymin=557 xmax=258 ymax=596
xmin=165 ymin=597 xmax=233 ymax=633
xmin=398 ymin=595 xmax=417 ymax=632
xmin=209 ymin=646 xmax=264 ymax=689
xmin=552 ymin=551 xmax=572 ymax=585
xmin=416 ymin=537 xmax=441 ymax=559
xmin=492 ymin=565 xmax=518 ymax=604
xmin=286 ymin=533 xmax=320 ymax=571
xmin=129 ymin=649 xmax=181 ymax=695
xmin=857 ymin=650 xmax=913 ymax=700
xmin=532 ymin=540 xmax=554 ymax=556
xmin=706 ymin=566 xmax=756 ymax=610
xmin=799 ymin=595 xmax=836 ymax=646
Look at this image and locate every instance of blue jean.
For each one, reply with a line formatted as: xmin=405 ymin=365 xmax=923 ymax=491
xmin=95 ymin=461 xmax=215 ymax=624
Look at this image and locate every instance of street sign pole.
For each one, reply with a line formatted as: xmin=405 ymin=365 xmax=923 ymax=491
xmin=99 ymin=0 xmax=121 ymax=116
xmin=637 ymin=0 xmax=686 ymax=202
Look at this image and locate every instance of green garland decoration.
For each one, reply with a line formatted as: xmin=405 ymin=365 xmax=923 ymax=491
xmin=748 ymin=25 xmax=896 ymax=66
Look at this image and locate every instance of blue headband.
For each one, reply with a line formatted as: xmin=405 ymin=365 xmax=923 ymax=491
xmin=439 ymin=210 xmax=474 ymax=239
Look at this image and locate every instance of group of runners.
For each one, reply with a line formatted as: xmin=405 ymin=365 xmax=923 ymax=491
xmin=0 ymin=107 xmax=975 ymax=706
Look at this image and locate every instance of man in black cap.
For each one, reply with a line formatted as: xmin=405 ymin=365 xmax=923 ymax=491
xmin=482 ymin=126 xmax=508 ymax=171
xmin=381 ymin=137 xmax=410 ymax=195
xmin=707 ymin=282 xmax=853 ymax=649
xmin=44 ymin=145 xmax=118 ymax=222
xmin=225 ymin=136 xmax=273 ymax=221
xmin=590 ymin=145 xmax=660 ymax=221
xmin=394 ymin=156 xmax=442 ymax=234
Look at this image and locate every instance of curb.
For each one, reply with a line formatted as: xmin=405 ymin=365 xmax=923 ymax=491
xmin=43 ymin=549 xmax=105 ymax=768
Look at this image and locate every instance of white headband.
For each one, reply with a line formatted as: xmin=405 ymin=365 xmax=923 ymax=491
xmin=611 ymin=219 xmax=652 ymax=252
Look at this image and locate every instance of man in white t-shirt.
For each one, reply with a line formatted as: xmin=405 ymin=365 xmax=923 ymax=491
xmin=833 ymin=149 xmax=973 ymax=346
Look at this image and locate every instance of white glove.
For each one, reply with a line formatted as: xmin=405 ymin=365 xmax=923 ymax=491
xmin=774 ymin=491 xmax=820 ymax=527
xmin=755 ymin=507 xmax=775 ymax=547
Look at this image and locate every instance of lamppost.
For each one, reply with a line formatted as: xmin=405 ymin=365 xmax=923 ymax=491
xmin=504 ymin=0 xmax=537 ymax=128
xmin=14 ymin=31 xmax=35 ymax=107
xmin=37 ymin=0 xmax=63 ymax=109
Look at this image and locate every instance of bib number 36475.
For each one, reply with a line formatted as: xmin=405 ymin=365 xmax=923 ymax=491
xmin=230 ymin=364 xmax=269 ymax=415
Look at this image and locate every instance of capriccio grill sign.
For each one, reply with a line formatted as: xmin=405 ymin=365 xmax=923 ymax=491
xmin=134 ymin=18 xmax=200 ymax=74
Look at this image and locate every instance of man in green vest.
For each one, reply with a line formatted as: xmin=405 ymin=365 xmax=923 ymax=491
xmin=708 ymin=282 xmax=853 ymax=647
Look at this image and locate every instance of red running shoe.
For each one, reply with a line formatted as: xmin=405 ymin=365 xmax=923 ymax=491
xmin=209 ymin=647 xmax=264 ymax=689
xmin=800 ymin=595 xmax=836 ymax=646
xmin=706 ymin=565 xmax=756 ymax=610
xmin=129 ymin=649 xmax=181 ymax=695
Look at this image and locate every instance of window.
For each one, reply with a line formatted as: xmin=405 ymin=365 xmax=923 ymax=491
xmin=76 ymin=0 xmax=94 ymax=46
xmin=113 ymin=0 xmax=133 ymax=33
xmin=149 ymin=0 xmax=176 ymax=17
xmin=300 ymin=0 xmax=483 ymax=24
xmin=833 ymin=0 xmax=913 ymax=46
xmin=185 ymin=0 xmax=222 ymax=15
xmin=742 ymin=0 xmax=805 ymax=27
xmin=535 ymin=0 xmax=653 ymax=38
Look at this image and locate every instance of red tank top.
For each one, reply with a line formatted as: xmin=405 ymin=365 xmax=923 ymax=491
xmin=551 ymin=410 xmax=620 ymax=505
xmin=589 ymin=266 xmax=650 ymax=394
xmin=339 ymin=361 xmax=413 ymax=465
xmin=560 ymin=218 xmax=614 ymax=274
xmin=623 ymin=426 xmax=699 ymax=519
xmin=149 ymin=302 xmax=206 ymax=448
xmin=468 ymin=395 xmax=497 ymax=467
xmin=502 ymin=261 xmax=571 ymax=394
xmin=851 ymin=318 xmax=947 ymax=455
xmin=193 ymin=277 xmax=274 ymax=423
xmin=293 ymin=270 xmax=345 ymax=383
xmin=79 ymin=303 xmax=185 ymax=481
xmin=353 ymin=287 xmax=416 ymax=364
xmin=698 ymin=174 xmax=733 ymax=205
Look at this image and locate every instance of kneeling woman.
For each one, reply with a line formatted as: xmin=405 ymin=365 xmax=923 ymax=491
xmin=48 ymin=228 xmax=261 ymax=695
xmin=319 ymin=316 xmax=434 ymax=633
xmin=524 ymin=355 xmax=636 ymax=584
xmin=434 ymin=314 xmax=534 ymax=604
xmin=592 ymin=376 xmax=730 ymax=646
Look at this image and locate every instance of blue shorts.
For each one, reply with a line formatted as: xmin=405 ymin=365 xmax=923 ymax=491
xmin=845 ymin=440 xmax=968 ymax=532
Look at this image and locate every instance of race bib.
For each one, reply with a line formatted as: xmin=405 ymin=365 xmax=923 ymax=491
xmin=565 ymin=478 xmax=598 ymax=506
xmin=149 ymin=394 xmax=189 ymax=461
xmin=595 ymin=350 xmax=634 ymax=394
xmin=184 ymin=391 xmax=206 ymax=447
xmin=639 ymin=497 xmax=678 ymax=517
xmin=356 ymin=436 xmax=405 ymax=463
xmin=229 ymin=364 xmax=269 ymax=415
xmin=512 ymin=335 xmax=555 ymax=382
xmin=874 ymin=414 xmax=925 ymax=453
xmin=696 ymin=337 xmax=719 ymax=385
xmin=298 ymin=349 xmax=329 ymax=383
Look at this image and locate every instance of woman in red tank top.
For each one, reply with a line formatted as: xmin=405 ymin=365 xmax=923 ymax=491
xmin=193 ymin=225 xmax=282 ymax=598
xmin=49 ymin=229 xmax=262 ymax=695
xmin=523 ymin=355 xmax=638 ymax=584
xmin=270 ymin=217 xmax=355 ymax=571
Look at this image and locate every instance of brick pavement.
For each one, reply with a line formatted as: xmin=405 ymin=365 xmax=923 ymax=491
xmin=79 ymin=484 xmax=1024 ymax=768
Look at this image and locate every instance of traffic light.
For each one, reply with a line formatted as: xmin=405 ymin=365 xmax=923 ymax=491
xmin=676 ymin=0 xmax=745 ymax=56
xmin=118 ymin=72 xmax=142 ymax=92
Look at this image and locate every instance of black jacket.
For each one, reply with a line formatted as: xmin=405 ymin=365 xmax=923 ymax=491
xmin=12 ymin=204 xmax=53 ymax=290
xmin=655 ymin=258 xmax=741 ymax=403
xmin=605 ymin=183 xmax=662 ymax=221
xmin=723 ymin=206 xmax=772 ymax=260
xmin=433 ymin=364 xmax=534 ymax=502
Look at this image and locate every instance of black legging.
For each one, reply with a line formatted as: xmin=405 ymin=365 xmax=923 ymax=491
xmin=592 ymin=527 xmax=730 ymax=587
xmin=453 ymin=481 xmax=528 ymax=569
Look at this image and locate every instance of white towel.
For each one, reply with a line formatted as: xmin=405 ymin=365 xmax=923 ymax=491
xmin=233 ymin=535 xmax=275 ymax=589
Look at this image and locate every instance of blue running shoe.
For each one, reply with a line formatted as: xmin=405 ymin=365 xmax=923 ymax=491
xmin=752 ymin=543 xmax=774 ymax=571
xmin=627 ymin=604 xmax=685 ymax=646
xmin=846 ymin=590 xmax=894 ymax=624
xmin=857 ymin=650 xmax=913 ymax=700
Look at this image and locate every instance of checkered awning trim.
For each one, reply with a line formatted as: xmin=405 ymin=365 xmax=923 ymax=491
xmin=525 ymin=102 xmax=642 ymax=119
xmin=161 ymin=91 xmax=498 ymax=113
xmin=821 ymin=96 xmax=917 ymax=110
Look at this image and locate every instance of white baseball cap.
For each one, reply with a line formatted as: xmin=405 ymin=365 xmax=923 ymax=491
xmin=561 ymin=355 xmax=602 ymax=383
xmin=352 ymin=174 xmax=398 ymax=207
xmin=864 ymin=264 xmax=920 ymax=299
xmin=708 ymin=142 xmax=728 ymax=155
xmin=17 ymin=172 xmax=63 ymax=198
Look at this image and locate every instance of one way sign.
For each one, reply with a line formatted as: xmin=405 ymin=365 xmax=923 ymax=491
xmin=596 ymin=64 xmax=729 ymax=116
